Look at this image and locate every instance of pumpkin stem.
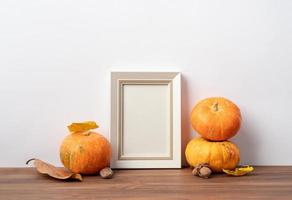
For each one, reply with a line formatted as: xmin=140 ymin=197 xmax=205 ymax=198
xmin=213 ymin=102 xmax=219 ymax=112
xmin=82 ymin=130 xmax=91 ymax=136
xmin=26 ymin=158 xmax=36 ymax=165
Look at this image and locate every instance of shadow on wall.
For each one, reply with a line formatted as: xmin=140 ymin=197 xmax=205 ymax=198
xmin=232 ymin=112 xmax=259 ymax=165
xmin=181 ymin=75 xmax=195 ymax=167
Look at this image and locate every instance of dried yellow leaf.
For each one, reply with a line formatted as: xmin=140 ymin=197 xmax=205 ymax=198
xmin=223 ymin=166 xmax=254 ymax=176
xmin=67 ymin=121 xmax=99 ymax=133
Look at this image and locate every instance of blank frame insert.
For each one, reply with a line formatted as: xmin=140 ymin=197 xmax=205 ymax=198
xmin=111 ymin=72 xmax=181 ymax=168
xmin=122 ymin=84 xmax=171 ymax=159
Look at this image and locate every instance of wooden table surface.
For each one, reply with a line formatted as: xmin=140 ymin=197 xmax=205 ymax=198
xmin=0 ymin=167 xmax=292 ymax=200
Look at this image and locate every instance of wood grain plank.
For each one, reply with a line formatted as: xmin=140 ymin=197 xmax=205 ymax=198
xmin=0 ymin=167 xmax=291 ymax=200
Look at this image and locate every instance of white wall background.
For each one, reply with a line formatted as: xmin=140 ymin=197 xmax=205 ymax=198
xmin=0 ymin=0 xmax=291 ymax=167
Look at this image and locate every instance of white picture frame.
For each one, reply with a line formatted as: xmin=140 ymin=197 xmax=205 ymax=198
xmin=110 ymin=72 xmax=181 ymax=168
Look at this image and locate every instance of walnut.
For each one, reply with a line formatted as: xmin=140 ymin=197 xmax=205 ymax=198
xmin=99 ymin=167 xmax=114 ymax=179
xmin=192 ymin=163 xmax=212 ymax=178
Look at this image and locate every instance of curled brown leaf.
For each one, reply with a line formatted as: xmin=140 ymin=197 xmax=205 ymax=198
xmin=26 ymin=158 xmax=82 ymax=181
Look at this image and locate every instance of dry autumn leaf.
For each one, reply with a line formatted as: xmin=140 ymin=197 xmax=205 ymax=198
xmin=67 ymin=121 xmax=99 ymax=133
xmin=223 ymin=166 xmax=254 ymax=176
xmin=26 ymin=158 xmax=82 ymax=181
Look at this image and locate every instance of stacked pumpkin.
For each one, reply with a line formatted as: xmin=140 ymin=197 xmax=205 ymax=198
xmin=185 ymin=97 xmax=241 ymax=173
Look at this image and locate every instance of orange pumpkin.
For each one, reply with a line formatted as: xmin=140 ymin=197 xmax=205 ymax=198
xmin=60 ymin=131 xmax=111 ymax=175
xmin=185 ymin=137 xmax=240 ymax=172
xmin=191 ymin=97 xmax=241 ymax=141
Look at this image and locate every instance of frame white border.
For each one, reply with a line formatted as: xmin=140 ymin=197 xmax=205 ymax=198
xmin=110 ymin=72 xmax=181 ymax=168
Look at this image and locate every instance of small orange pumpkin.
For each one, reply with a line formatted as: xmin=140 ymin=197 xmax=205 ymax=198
xmin=185 ymin=137 xmax=240 ymax=172
xmin=191 ymin=97 xmax=241 ymax=141
xmin=60 ymin=131 xmax=111 ymax=175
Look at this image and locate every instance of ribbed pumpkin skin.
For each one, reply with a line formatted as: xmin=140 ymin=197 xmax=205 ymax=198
xmin=185 ymin=137 xmax=240 ymax=172
xmin=191 ymin=97 xmax=241 ymax=141
xmin=60 ymin=131 xmax=111 ymax=175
